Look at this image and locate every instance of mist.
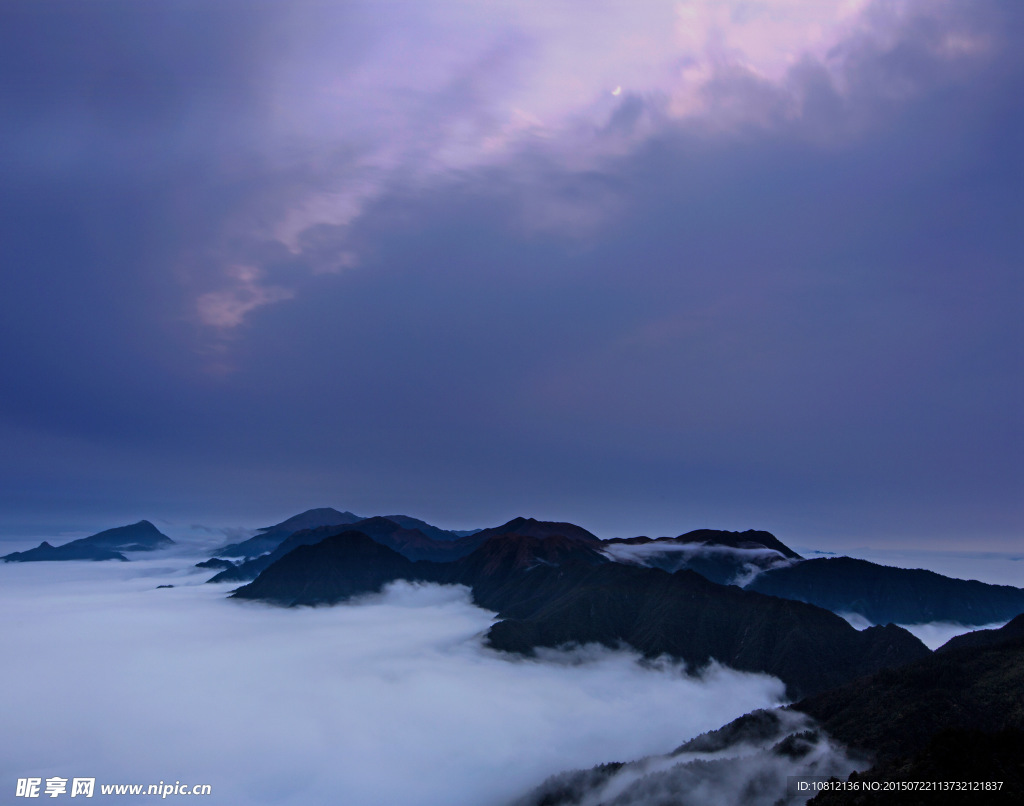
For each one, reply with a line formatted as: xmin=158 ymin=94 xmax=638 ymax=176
xmin=0 ymin=551 xmax=787 ymax=805
xmin=516 ymin=709 xmax=865 ymax=806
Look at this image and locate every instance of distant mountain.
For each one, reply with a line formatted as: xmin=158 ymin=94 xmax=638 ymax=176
xmin=607 ymin=528 xmax=802 ymax=558
xmin=74 ymin=520 xmax=174 ymax=551
xmin=376 ymin=515 xmax=479 ymax=542
xmin=473 ymin=516 xmax=602 ymax=546
xmin=3 ymin=541 xmax=127 ymax=562
xmin=223 ymin=516 xmax=603 ymax=588
xmin=208 ymin=516 xmax=490 ymax=583
xmin=195 ymin=558 xmax=236 ymax=570
xmin=602 ymin=529 xmax=799 ymax=585
xmin=747 ymin=556 xmax=1024 ymax=625
xmin=208 ymin=525 xmax=357 ymax=583
xmin=3 ymin=520 xmax=172 ymax=562
xmin=206 ymin=515 xmax=596 ymax=583
xmin=232 ymin=524 xmax=929 ymax=698
xmin=212 ymin=507 xmax=477 ymax=560
xmin=214 ymin=508 xmax=362 ymax=558
xmin=230 ymin=530 xmax=417 ymax=606
xmin=342 ymin=516 xmax=487 ymax=560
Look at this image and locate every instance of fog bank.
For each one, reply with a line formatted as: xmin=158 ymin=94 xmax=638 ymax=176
xmin=0 ymin=557 xmax=786 ymax=805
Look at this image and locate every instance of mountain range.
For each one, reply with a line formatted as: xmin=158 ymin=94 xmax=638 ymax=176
xmin=8 ymin=505 xmax=1023 ymax=800
xmin=747 ymin=556 xmax=1024 ymax=625
xmin=213 ymin=508 xmax=1024 ymax=628
xmin=230 ymin=521 xmax=931 ymax=698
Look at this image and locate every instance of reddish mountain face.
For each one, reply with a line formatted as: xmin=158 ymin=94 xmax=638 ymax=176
xmin=462 ymin=533 xmax=609 ymax=578
xmin=470 ymin=517 xmax=603 ymax=547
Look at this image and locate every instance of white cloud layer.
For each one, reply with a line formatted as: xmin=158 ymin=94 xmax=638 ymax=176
xmin=0 ymin=555 xmax=787 ymax=805
xmin=837 ymin=611 xmax=1009 ymax=649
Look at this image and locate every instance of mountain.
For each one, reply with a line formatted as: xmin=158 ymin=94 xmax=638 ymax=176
xmin=518 ymin=623 xmax=1024 ymax=805
xmin=747 ymin=556 xmax=1024 ymax=625
xmin=796 ymin=625 xmax=1024 ymax=803
xmin=195 ymin=558 xmax=236 ymax=570
xmin=206 ymin=515 xmax=596 ymax=583
xmin=73 ymin=520 xmax=174 ymax=551
xmin=473 ymin=516 xmax=603 ymax=546
xmin=936 ymin=613 xmax=1024 ymax=654
xmin=376 ymin=514 xmax=479 ymax=542
xmin=605 ymin=528 xmax=803 ymax=559
xmin=602 ymin=529 xmax=800 ymax=585
xmin=211 ymin=508 xmax=477 ymax=561
xmin=208 ymin=516 xmax=491 ymax=583
xmin=482 ymin=562 xmax=929 ymax=698
xmin=341 ymin=516 xmax=487 ymax=560
xmin=225 ymin=517 xmax=604 ymax=590
xmin=3 ymin=541 xmax=127 ymax=562
xmin=232 ymin=522 xmax=929 ymax=698
xmin=231 ymin=530 xmax=417 ymax=606
xmin=3 ymin=520 xmax=172 ymax=562
xmin=513 ymin=709 xmax=862 ymax=806
xmin=214 ymin=508 xmax=362 ymax=558
xmin=208 ymin=524 xmax=357 ymax=583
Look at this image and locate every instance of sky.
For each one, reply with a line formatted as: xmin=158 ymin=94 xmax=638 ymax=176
xmin=1 ymin=0 xmax=1021 ymax=548
xmin=0 ymin=551 xmax=789 ymax=805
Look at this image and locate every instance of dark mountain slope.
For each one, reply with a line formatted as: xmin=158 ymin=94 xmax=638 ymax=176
xmin=747 ymin=556 xmax=1024 ymax=625
xmin=936 ymin=612 xmax=1024 ymax=653
xmin=433 ymin=533 xmax=612 ymax=618
xmin=514 ymin=709 xmax=859 ymax=806
xmin=208 ymin=525 xmax=354 ymax=583
xmin=798 ymin=630 xmax=1024 ymax=803
xmin=519 ymin=629 xmax=1024 ymax=806
xmin=231 ymin=530 xmax=417 ymax=606
xmin=484 ymin=563 xmax=928 ymax=698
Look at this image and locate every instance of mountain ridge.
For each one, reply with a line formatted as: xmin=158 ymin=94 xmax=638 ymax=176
xmin=3 ymin=520 xmax=173 ymax=562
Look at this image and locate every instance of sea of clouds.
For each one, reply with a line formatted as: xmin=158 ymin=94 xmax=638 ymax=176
xmin=1 ymin=542 xmax=787 ymax=806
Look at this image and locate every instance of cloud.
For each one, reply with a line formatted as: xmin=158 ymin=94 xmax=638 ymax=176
xmin=516 ymin=707 xmax=865 ymax=806
xmin=196 ymin=265 xmax=295 ymax=329
xmin=0 ymin=555 xmax=787 ymax=806
xmin=602 ymin=543 xmax=795 ymax=585
xmin=898 ymin=620 xmax=1009 ymax=650
xmin=0 ymin=0 xmax=1020 ymax=545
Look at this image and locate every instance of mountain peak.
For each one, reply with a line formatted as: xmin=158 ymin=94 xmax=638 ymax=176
xmin=258 ymin=507 xmax=361 ymax=533
xmin=480 ymin=517 xmax=602 ymax=545
xmin=674 ymin=529 xmax=802 ymax=560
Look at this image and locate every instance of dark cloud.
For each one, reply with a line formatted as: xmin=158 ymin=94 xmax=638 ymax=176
xmin=0 ymin=1 xmax=1019 ymax=544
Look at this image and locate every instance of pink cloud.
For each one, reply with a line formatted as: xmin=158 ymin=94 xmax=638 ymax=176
xmin=195 ymin=265 xmax=294 ymax=329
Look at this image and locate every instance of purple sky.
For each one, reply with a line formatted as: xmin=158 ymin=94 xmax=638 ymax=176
xmin=1 ymin=0 xmax=1020 ymax=547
